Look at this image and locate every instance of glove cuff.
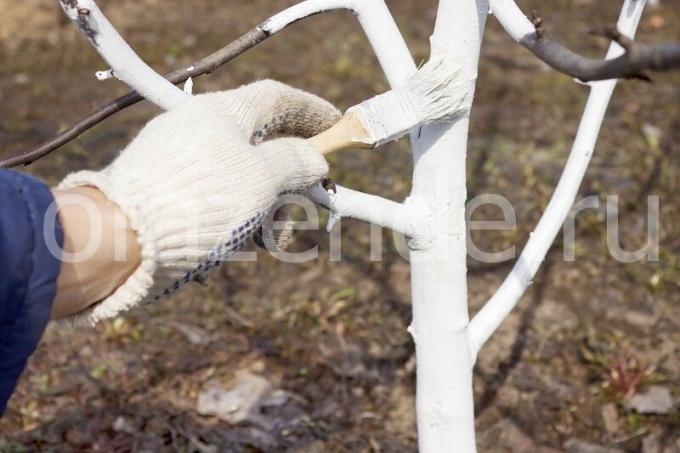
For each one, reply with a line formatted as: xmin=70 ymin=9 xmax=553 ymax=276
xmin=58 ymin=170 xmax=158 ymax=325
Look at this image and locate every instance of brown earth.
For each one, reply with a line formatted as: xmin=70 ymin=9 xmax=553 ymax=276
xmin=0 ymin=0 xmax=679 ymax=451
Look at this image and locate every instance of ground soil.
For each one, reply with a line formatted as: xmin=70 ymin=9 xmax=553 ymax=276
xmin=0 ymin=0 xmax=679 ymax=451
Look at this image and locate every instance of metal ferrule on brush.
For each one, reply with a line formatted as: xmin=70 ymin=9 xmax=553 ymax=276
xmin=348 ymin=88 xmax=420 ymax=148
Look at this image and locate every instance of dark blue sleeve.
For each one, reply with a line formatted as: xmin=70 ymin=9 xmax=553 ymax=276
xmin=0 ymin=169 xmax=63 ymax=415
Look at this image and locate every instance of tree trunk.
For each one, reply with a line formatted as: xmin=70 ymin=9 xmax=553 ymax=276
xmin=407 ymin=1 xmax=488 ymax=451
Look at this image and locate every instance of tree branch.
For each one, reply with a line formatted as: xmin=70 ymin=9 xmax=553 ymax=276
xmin=521 ymin=11 xmax=680 ymax=82
xmin=58 ymin=0 xmax=189 ymax=110
xmin=489 ymin=0 xmax=680 ymax=82
xmin=306 ymin=182 xmax=424 ymax=239
xmin=468 ymin=0 xmax=649 ymax=354
xmin=0 ymin=26 xmax=270 ymax=168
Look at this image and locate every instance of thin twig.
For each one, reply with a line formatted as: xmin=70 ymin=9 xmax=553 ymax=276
xmin=589 ymin=25 xmax=634 ymax=52
xmin=0 ymin=26 xmax=269 ymax=168
xmin=520 ymin=11 xmax=680 ymax=83
xmin=530 ymin=10 xmax=545 ymax=41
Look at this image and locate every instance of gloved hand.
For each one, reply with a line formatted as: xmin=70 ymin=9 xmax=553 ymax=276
xmin=59 ymin=80 xmax=340 ymax=325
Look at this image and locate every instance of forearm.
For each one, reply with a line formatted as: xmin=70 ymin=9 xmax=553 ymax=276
xmin=51 ymin=187 xmax=141 ymax=319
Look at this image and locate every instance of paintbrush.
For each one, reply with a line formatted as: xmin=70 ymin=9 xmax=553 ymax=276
xmin=308 ymin=57 xmax=472 ymax=155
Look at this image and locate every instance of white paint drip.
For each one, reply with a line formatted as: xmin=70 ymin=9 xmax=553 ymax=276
xmin=183 ymin=77 xmax=194 ymax=95
xmin=326 ymin=212 xmax=342 ymax=232
xmin=95 ymin=69 xmax=114 ymax=80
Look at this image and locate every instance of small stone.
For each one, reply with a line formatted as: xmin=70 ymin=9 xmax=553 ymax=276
xmin=496 ymin=385 xmax=521 ymax=408
xmin=601 ymin=403 xmax=620 ymax=435
xmin=167 ymin=321 xmax=212 ymax=345
xmin=625 ymin=386 xmax=675 ymax=415
xmin=564 ymin=438 xmax=622 ymax=453
xmin=197 ymin=372 xmax=272 ymax=424
xmin=535 ymin=300 xmax=579 ymax=334
xmin=623 ymin=310 xmax=658 ymax=328
xmin=112 ymin=416 xmax=135 ymax=434
xmin=14 ymin=73 xmax=29 ymax=84
xmin=227 ymin=404 xmax=239 ymax=413
xmin=479 ymin=419 xmax=541 ymax=452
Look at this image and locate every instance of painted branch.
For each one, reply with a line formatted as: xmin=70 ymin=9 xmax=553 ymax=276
xmin=488 ymin=0 xmax=535 ymax=42
xmin=468 ymin=0 xmax=647 ymax=354
xmin=262 ymin=0 xmax=353 ymax=33
xmin=57 ymin=0 xmax=189 ymax=110
xmin=352 ymin=0 xmax=418 ymax=87
xmin=490 ymin=0 xmax=677 ymax=81
xmin=307 ymin=183 xmax=423 ymax=238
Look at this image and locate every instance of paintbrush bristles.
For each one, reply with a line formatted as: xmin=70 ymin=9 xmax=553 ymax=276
xmin=306 ymin=56 xmax=473 ymax=155
xmin=405 ymin=57 xmax=473 ymax=125
xmin=351 ymin=56 xmax=473 ymax=147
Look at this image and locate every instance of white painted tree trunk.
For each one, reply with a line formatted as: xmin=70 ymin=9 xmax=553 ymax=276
xmin=406 ymin=1 xmax=488 ymax=450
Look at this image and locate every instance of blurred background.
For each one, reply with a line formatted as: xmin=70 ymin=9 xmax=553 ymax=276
xmin=0 ymin=0 xmax=678 ymax=451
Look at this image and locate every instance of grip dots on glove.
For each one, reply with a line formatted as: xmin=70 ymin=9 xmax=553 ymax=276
xmin=251 ymin=113 xmax=287 ymax=145
xmin=152 ymin=211 xmax=267 ymax=301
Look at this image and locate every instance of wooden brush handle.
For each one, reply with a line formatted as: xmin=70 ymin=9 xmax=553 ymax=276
xmin=308 ymin=110 xmax=373 ymax=155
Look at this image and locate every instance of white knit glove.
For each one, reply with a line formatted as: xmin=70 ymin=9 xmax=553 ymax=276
xmin=59 ymin=80 xmax=340 ymax=325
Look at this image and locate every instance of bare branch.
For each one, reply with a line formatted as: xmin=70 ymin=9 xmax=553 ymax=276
xmin=529 ymin=9 xmax=545 ymax=40
xmin=521 ymin=11 xmax=680 ymax=82
xmin=589 ymin=25 xmax=634 ymax=51
xmin=0 ymin=26 xmax=269 ymax=168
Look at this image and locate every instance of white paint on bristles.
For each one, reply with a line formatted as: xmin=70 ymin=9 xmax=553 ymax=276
xmin=351 ymin=57 xmax=472 ymax=146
